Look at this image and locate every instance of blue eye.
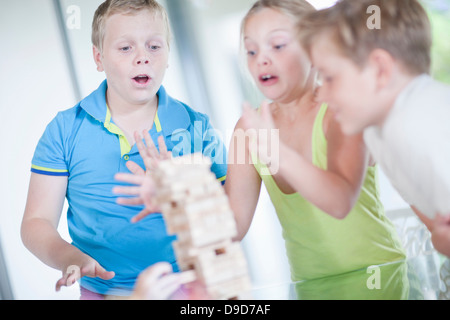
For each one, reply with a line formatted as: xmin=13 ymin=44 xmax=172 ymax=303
xmin=150 ymin=45 xmax=161 ymax=51
xmin=274 ymin=44 xmax=286 ymax=50
xmin=247 ymin=50 xmax=256 ymax=56
xmin=120 ymin=46 xmax=131 ymax=52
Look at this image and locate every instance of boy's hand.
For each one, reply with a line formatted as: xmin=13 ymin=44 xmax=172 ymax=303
xmin=431 ymin=214 xmax=450 ymax=257
xmin=135 ymin=131 xmax=172 ymax=172
xmin=55 ymin=255 xmax=115 ymax=291
xmin=114 ymin=161 xmax=160 ymax=222
xmin=114 ymin=131 xmax=171 ymax=223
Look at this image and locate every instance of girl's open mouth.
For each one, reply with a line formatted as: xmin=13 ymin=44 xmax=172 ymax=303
xmin=259 ymin=74 xmax=278 ymax=85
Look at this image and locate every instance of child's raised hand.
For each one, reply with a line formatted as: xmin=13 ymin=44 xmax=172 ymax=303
xmin=114 ymin=131 xmax=172 ymax=222
xmin=114 ymin=163 xmax=160 ymax=223
xmin=55 ymin=254 xmax=115 ymax=292
xmin=136 ymin=130 xmax=172 ymax=171
xmin=241 ymin=101 xmax=280 ymax=174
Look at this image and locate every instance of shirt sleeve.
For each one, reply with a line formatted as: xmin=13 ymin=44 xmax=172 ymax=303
xmin=202 ymin=118 xmax=228 ymax=185
xmin=31 ymin=113 xmax=69 ymax=177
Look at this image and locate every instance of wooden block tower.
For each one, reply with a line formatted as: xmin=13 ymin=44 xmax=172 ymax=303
xmin=153 ymin=153 xmax=251 ymax=300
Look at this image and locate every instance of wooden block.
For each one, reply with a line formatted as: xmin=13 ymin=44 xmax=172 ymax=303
xmin=152 ymin=154 xmax=251 ymax=300
xmin=205 ymin=275 xmax=252 ymax=300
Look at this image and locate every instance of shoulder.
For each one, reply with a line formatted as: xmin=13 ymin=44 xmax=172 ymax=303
xmin=392 ymin=77 xmax=450 ymax=144
xmin=44 ymin=103 xmax=85 ymax=136
xmin=173 ymin=99 xmax=211 ymax=125
xmin=161 ymin=89 xmax=211 ymax=130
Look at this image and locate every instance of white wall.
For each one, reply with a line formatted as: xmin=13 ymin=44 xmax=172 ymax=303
xmin=0 ymin=0 xmax=78 ymax=299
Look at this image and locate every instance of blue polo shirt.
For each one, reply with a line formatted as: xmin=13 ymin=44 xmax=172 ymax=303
xmin=31 ymin=80 xmax=227 ymax=295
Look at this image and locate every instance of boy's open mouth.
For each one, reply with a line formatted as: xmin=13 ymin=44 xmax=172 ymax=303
xmin=133 ymin=75 xmax=150 ymax=84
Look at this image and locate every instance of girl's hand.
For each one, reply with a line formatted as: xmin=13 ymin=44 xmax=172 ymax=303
xmin=131 ymin=262 xmax=183 ymax=300
xmin=241 ymin=101 xmax=280 ymax=174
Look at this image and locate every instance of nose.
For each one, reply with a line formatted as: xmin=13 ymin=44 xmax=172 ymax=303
xmin=136 ymin=57 xmax=149 ymax=65
xmin=256 ymin=52 xmax=270 ymax=66
xmin=135 ymin=47 xmax=149 ymax=65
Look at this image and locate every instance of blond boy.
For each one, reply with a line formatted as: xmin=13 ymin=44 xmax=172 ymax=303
xmin=298 ymin=0 xmax=450 ymax=256
xmin=21 ymin=0 xmax=227 ymax=298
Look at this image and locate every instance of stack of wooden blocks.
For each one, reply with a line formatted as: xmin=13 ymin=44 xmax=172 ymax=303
xmin=153 ymin=153 xmax=251 ymax=300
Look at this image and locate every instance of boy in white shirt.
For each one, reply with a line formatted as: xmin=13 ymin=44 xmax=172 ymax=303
xmin=297 ymin=0 xmax=450 ymax=256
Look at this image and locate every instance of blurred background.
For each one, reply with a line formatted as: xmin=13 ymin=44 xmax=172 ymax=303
xmin=0 ymin=0 xmax=448 ymax=299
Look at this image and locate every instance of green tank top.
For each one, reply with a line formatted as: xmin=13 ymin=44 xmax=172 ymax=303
xmin=252 ymin=104 xmax=406 ymax=281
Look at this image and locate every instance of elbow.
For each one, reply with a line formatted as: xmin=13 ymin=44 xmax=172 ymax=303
xmin=332 ymin=210 xmax=350 ymax=220
xmin=20 ymin=217 xmax=32 ymax=249
xmin=327 ymin=202 xmax=354 ymax=220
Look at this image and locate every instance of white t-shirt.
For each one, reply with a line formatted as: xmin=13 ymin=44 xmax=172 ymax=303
xmin=364 ymin=74 xmax=450 ymax=218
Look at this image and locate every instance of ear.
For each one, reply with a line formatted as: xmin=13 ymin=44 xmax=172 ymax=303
xmin=367 ymin=49 xmax=395 ymax=90
xmin=93 ymin=45 xmax=104 ymax=72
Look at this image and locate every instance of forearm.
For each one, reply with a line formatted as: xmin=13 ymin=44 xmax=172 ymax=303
xmin=277 ymin=145 xmax=360 ymax=219
xmin=21 ymin=217 xmax=85 ymax=272
xmin=227 ymin=185 xmax=259 ymax=241
xmin=225 ymin=166 xmax=261 ymax=241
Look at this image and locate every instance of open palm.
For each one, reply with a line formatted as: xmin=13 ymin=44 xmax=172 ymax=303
xmin=114 ymin=131 xmax=171 ymax=222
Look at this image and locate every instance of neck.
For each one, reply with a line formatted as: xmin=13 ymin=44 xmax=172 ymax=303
xmin=106 ymin=90 xmax=159 ymax=144
xmin=106 ymin=90 xmax=159 ymax=118
xmin=273 ymin=85 xmax=318 ymax=121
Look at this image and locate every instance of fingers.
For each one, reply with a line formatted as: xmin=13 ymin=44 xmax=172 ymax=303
xmin=154 ymin=273 xmax=184 ymax=300
xmin=144 ymin=131 xmax=160 ymax=160
xmin=133 ymin=262 xmax=183 ymax=300
xmin=116 ymin=196 xmax=144 ymax=206
xmin=126 ymin=160 xmax=145 ymax=176
xmin=131 ymin=207 xmax=160 ymax=223
xmin=241 ymin=100 xmax=274 ymax=130
xmin=55 ymin=259 xmax=115 ymax=293
xmin=55 ymin=264 xmax=82 ymax=291
xmin=55 ymin=275 xmax=70 ymax=292
xmin=79 ymin=263 xmax=115 ymax=281
xmin=260 ymin=100 xmax=275 ymax=128
xmin=134 ymin=131 xmax=157 ymax=171
xmin=134 ymin=131 xmax=170 ymax=172
xmin=55 ymin=277 xmax=67 ymax=292
xmin=134 ymin=131 xmax=150 ymax=159
xmin=157 ymin=135 xmax=169 ymax=159
xmin=241 ymin=102 xmax=255 ymax=131
xmin=96 ymin=268 xmax=115 ymax=281
xmin=113 ymin=173 xmax=144 ymax=194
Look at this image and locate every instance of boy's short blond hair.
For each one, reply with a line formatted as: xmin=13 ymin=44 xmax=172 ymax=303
xmin=92 ymin=0 xmax=171 ymax=53
xmin=298 ymin=0 xmax=432 ymax=76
